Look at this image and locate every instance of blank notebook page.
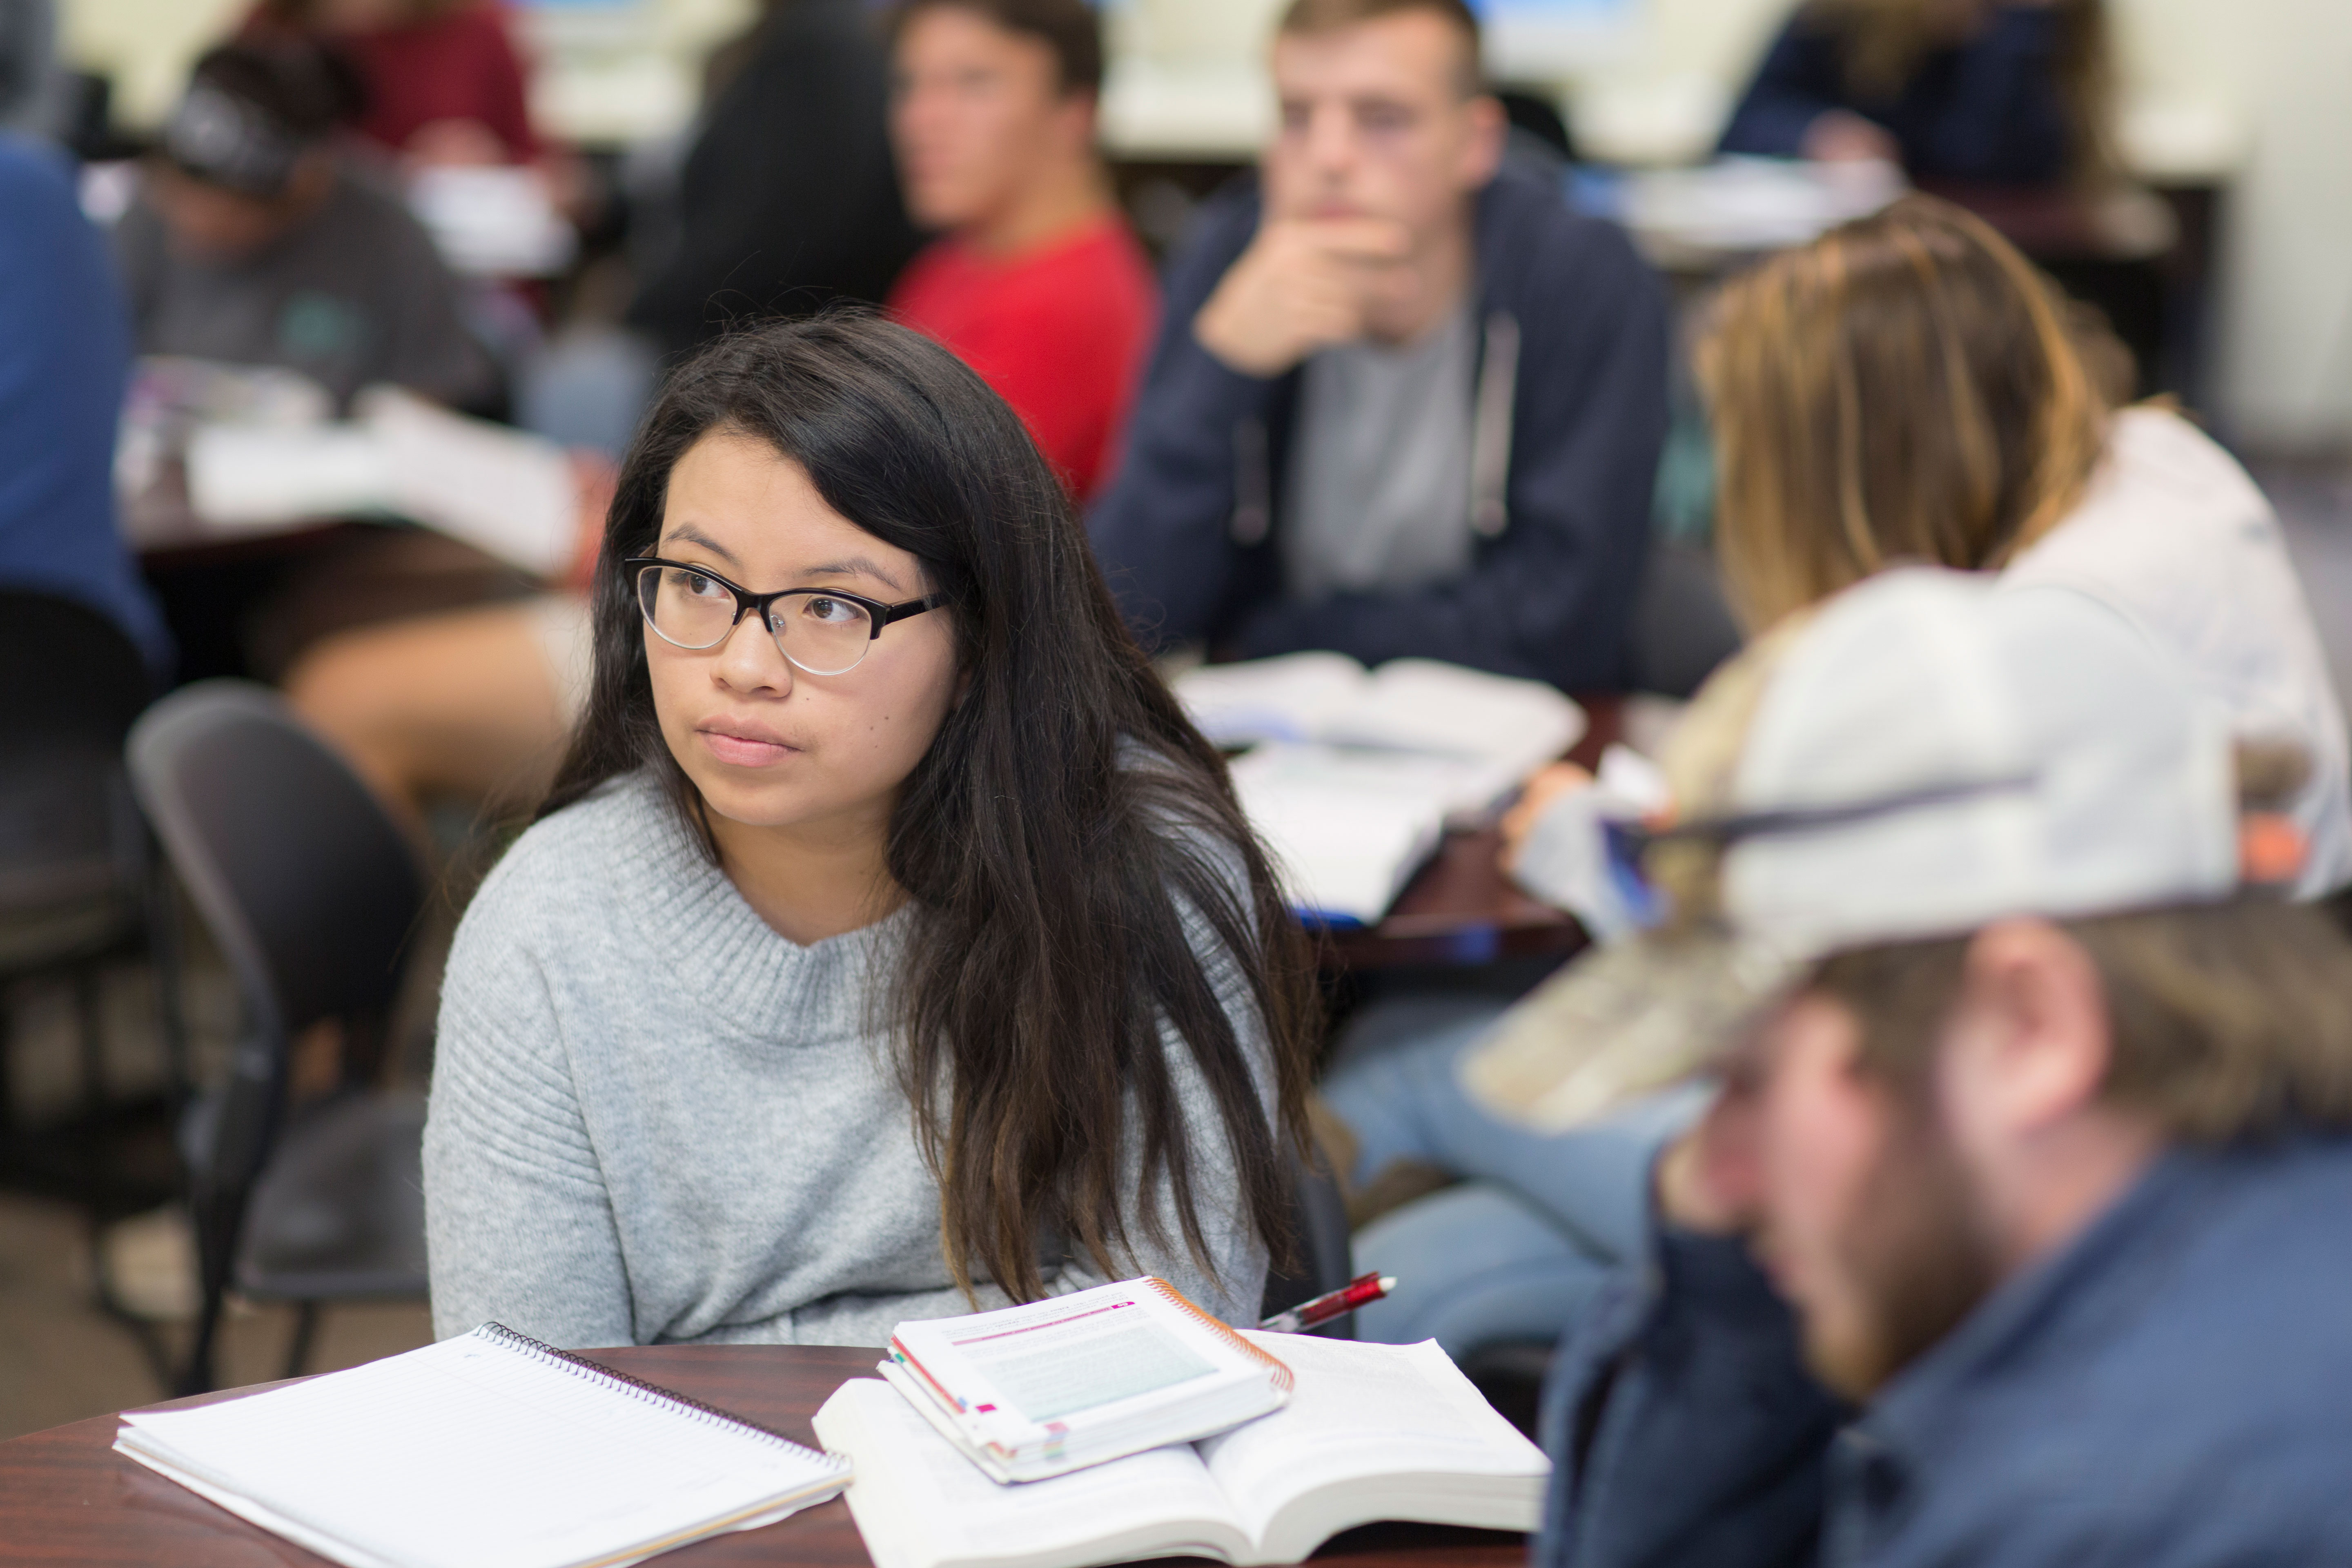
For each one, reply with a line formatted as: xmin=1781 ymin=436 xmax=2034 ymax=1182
xmin=116 ymin=1325 xmax=847 ymax=1568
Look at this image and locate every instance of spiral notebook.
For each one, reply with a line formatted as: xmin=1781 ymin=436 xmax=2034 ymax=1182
xmin=112 ymin=1323 xmax=852 ymax=1568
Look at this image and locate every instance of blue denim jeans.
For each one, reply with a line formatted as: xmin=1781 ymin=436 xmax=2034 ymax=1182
xmin=1319 ymin=996 xmax=1705 ymax=1359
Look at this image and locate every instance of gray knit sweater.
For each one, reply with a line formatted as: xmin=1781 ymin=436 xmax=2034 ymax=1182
xmin=425 ymin=771 xmax=1272 ymax=1350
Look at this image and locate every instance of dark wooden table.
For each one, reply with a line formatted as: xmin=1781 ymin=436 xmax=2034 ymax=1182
xmin=1318 ymin=695 xmax=1618 ymax=972
xmin=0 ymin=1344 xmax=1528 ymax=1566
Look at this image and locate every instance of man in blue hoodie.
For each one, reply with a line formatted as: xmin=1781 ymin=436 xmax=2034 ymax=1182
xmin=1087 ymin=0 xmax=1666 ymax=691
xmin=1460 ymin=569 xmax=2352 ymax=1567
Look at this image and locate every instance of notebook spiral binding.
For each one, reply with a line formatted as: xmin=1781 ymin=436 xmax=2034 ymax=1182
xmin=474 ymin=1322 xmax=851 ymax=1472
xmin=1140 ymin=1277 xmax=1295 ymax=1392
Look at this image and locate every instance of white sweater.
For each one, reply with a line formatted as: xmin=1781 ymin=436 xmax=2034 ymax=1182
xmin=2002 ymin=407 xmax=2352 ymax=897
xmin=424 ymin=771 xmax=1272 ymax=1348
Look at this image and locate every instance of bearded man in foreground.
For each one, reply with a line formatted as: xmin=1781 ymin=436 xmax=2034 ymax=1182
xmin=1470 ymin=568 xmax=2352 ymax=1567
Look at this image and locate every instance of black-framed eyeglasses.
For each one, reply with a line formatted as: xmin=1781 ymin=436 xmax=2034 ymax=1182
xmin=624 ymin=557 xmax=945 ymax=677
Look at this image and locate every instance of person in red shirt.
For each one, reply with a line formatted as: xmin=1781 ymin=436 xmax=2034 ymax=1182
xmin=886 ymin=0 xmax=1158 ymax=501
xmin=249 ymin=0 xmax=538 ymax=165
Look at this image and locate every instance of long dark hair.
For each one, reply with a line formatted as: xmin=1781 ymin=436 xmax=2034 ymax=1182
xmin=541 ymin=313 xmax=1316 ymax=1302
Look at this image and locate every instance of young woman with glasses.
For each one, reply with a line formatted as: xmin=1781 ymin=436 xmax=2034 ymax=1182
xmin=423 ymin=314 xmax=1316 ymax=1348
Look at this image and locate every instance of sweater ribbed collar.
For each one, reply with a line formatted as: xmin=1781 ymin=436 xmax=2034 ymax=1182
xmin=595 ymin=772 xmax=913 ymax=1040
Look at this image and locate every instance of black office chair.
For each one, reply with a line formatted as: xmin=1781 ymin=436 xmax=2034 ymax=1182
xmin=1261 ymin=1145 xmax=1356 ymax=1339
xmin=127 ymin=681 xmax=429 ymax=1393
xmin=0 ymin=590 xmax=183 ymax=1219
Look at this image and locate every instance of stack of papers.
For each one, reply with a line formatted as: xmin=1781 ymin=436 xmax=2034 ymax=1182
xmin=881 ymin=1278 xmax=1293 ymax=1484
xmin=184 ymin=385 xmax=577 ymax=577
xmin=1621 ymin=156 xmax=1906 ymax=259
xmin=1176 ymin=655 xmax=1586 ymax=924
xmin=1224 ymin=746 xmax=1459 ymax=927
xmin=407 ymin=165 xmax=578 ymax=278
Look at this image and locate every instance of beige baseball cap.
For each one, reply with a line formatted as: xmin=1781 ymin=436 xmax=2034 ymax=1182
xmin=1463 ymin=568 xmax=2243 ymax=1132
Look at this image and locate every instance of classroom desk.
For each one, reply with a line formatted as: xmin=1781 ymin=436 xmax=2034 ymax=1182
xmin=0 ymin=1343 xmax=1528 ymax=1566
xmin=1317 ymin=694 xmax=1618 ymax=972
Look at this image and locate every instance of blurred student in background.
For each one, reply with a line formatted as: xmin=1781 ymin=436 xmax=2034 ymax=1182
xmin=885 ymin=0 xmax=1156 ymax=502
xmin=245 ymin=0 xmax=538 ymax=167
xmin=0 ymin=0 xmax=67 ymax=139
xmin=1719 ymin=0 xmax=2109 ymax=186
xmin=630 ymin=0 xmax=920 ymax=361
xmin=1321 ymin=195 xmax=2350 ymax=1361
xmin=116 ymin=39 xmax=499 ymax=413
xmin=0 ymin=134 xmax=170 ymax=673
xmin=1089 ymin=0 xmax=1666 ymax=691
xmin=120 ymin=39 xmax=547 ymax=815
xmin=1692 ymin=194 xmax=2346 ymax=887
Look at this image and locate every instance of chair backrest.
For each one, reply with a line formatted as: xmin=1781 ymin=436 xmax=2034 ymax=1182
xmin=131 ymin=683 xmax=428 ymax=1394
xmin=0 ymin=589 xmax=152 ymax=742
xmin=127 ymin=681 xmax=423 ymax=1057
xmin=1261 ymin=1145 xmax=1356 ymax=1338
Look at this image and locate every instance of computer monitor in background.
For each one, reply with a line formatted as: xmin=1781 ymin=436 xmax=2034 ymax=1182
xmin=1475 ymin=0 xmax=1639 ymax=82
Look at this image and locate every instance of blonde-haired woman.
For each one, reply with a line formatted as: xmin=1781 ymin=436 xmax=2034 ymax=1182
xmin=1690 ymin=194 xmax=2348 ymax=889
xmin=1328 ymin=194 xmax=2350 ymax=1361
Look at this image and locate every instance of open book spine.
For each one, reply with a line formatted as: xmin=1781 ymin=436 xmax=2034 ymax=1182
xmin=472 ymin=1323 xmax=851 ymax=1470
xmin=1139 ymin=1278 xmax=1294 ymax=1393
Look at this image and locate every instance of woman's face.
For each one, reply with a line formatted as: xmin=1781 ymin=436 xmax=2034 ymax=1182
xmin=644 ymin=431 xmax=960 ymax=844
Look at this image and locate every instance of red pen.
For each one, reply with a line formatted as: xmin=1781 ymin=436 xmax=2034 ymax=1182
xmin=1257 ymin=1271 xmax=1397 ymax=1334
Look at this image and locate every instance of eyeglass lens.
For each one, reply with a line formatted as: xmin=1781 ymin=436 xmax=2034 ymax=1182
xmin=636 ymin=564 xmax=878 ymax=677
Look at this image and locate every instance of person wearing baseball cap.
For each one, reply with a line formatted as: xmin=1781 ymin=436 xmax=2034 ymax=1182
xmin=1489 ymin=568 xmax=2352 ymax=1567
xmin=116 ymin=39 xmax=497 ymax=414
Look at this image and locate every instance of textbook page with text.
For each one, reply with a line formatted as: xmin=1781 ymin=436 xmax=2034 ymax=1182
xmin=817 ymin=1332 xmax=1549 ymax=1568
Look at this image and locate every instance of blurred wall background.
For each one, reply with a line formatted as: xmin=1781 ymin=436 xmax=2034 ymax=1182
xmin=54 ymin=0 xmax=2352 ymax=452
xmin=2177 ymin=0 xmax=2352 ymax=452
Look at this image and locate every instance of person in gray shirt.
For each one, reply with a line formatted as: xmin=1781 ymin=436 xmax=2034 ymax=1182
xmin=1088 ymin=0 xmax=1668 ymax=690
xmin=1282 ymin=297 xmax=1479 ymax=604
xmin=114 ymin=39 xmax=497 ymax=414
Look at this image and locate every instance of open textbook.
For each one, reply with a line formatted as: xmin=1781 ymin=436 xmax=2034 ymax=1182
xmin=182 ymin=384 xmax=577 ymax=577
xmin=111 ymin=1323 xmax=851 ymax=1568
xmin=882 ymin=1278 xmax=1292 ymax=1483
xmin=1223 ymin=746 xmax=1461 ymax=925
xmin=1175 ymin=653 xmax=1584 ymax=775
xmin=817 ymin=1332 xmax=1549 ymax=1568
xmin=1175 ymin=655 xmax=1586 ymax=924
